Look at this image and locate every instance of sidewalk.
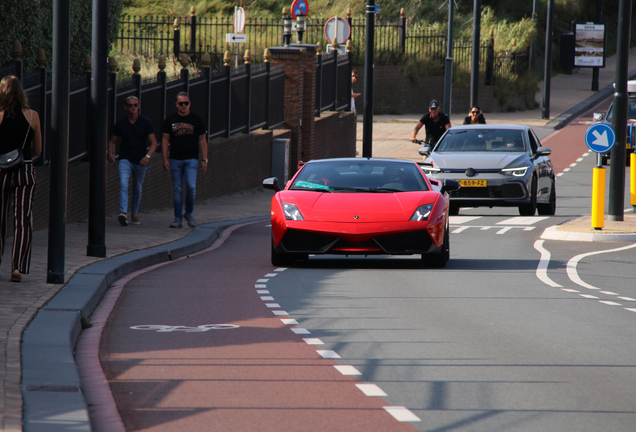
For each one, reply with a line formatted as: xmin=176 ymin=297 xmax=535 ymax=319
xmin=3 ymin=49 xmax=636 ymax=431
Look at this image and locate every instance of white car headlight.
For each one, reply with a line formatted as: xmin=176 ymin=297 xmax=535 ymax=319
xmin=421 ymin=166 xmax=440 ymax=176
xmin=501 ymin=166 xmax=529 ymax=177
xmin=282 ymin=203 xmax=304 ymax=220
xmin=410 ymin=204 xmax=434 ymax=221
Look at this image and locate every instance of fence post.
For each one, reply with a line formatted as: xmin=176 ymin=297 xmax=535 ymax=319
xmin=202 ymin=52 xmax=212 ymax=137
xmin=158 ymin=55 xmax=167 ymax=122
xmin=398 ymin=8 xmax=406 ymax=54
xmin=347 ymin=8 xmax=352 ymax=40
xmin=264 ymin=48 xmax=271 ymax=129
xmin=315 ymin=42 xmax=322 ymax=117
xmin=347 ymin=40 xmax=353 ymax=111
xmin=485 ymin=34 xmax=494 ymax=86
xmin=173 ymin=18 xmax=180 ymax=59
xmin=224 ymin=51 xmax=232 ymax=138
xmin=132 ymin=58 xmax=142 ymax=98
xmin=332 ymin=39 xmax=339 ymax=111
xmin=189 ymin=7 xmax=197 ymax=62
xmin=180 ymin=54 xmax=190 ymax=94
xmin=84 ymin=55 xmax=92 ymax=160
xmin=36 ymin=49 xmax=47 ymax=165
xmin=107 ymin=57 xmax=118 ymax=130
xmin=12 ymin=40 xmax=23 ymax=83
xmin=244 ymin=49 xmax=252 ymax=133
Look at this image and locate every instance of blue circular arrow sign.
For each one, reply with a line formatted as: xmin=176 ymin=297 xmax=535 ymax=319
xmin=585 ymin=123 xmax=616 ymax=153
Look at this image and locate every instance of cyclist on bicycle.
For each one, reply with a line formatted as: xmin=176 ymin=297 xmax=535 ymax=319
xmin=410 ymin=99 xmax=451 ymax=148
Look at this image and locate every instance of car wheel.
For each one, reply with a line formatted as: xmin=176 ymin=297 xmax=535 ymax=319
xmin=426 ymin=225 xmax=449 ymax=268
xmin=537 ymin=179 xmax=556 ymax=215
xmin=519 ymin=176 xmax=537 ymax=216
xmin=449 ymin=202 xmax=460 ymax=216
xmin=271 ymin=239 xmax=295 ymax=267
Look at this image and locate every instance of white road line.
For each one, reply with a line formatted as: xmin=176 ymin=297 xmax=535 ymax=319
xmin=383 ymin=407 xmax=421 ymax=422
xmin=452 ymin=226 xmax=472 ymax=233
xmin=579 ymin=294 xmax=599 ymax=299
xmin=570 ymin=162 xmax=577 ymax=167
xmin=256 ymin=279 xmax=269 ymax=283
xmin=563 ymin=168 xmax=571 ymax=172
xmin=316 ymin=350 xmax=340 ymax=358
xmin=255 ymin=284 xmax=267 ymax=288
xmin=561 ymin=288 xmax=580 ymax=293
xmin=264 ymin=273 xmax=278 ymax=277
xmin=274 ymin=268 xmax=287 ymax=272
xmin=567 ymin=243 xmax=636 ymax=290
xmin=256 ymin=290 xmax=270 ymax=294
xmin=499 ymin=216 xmax=549 ymax=225
xmin=356 ymin=384 xmax=387 ymax=396
xmin=533 ymin=240 xmax=563 ymax=288
xmin=260 ymin=296 xmax=274 ymax=301
xmin=334 ymin=365 xmax=361 ymax=375
xmin=449 ymin=216 xmax=482 ymax=224
xmin=600 ymin=291 xmax=618 ymax=295
xmin=599 ymin=301 xmax=622 ymax=306
xmin=272 ymin=310 xmax=289 ymax=316
xmin=625 ymin=308 xmax=636 ymax=313
xmin=265 ymin=303 xmax=280 ymax=308
xmin=291 ymin=328 xmax=311 ymax=334
xmin=280 ymin=318 xmax=298 ymax=325
xmin=618 ymin=297 xmax=636 ymax=302
xmin=303 ymin=338 xmax=324 ymax=345
xmin=576 ymin=158 xmax=583 ymax=162
xmin=557 ymin=172 xmax=565 ymax=177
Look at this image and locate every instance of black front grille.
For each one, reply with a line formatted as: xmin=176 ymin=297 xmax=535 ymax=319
xmin=281 ymin=229 xmax=339 ymax=252
xmin=450 ymin=184 xmax=524 ymax=199
xmin=374 ymin=230 xmax=433 ymax=254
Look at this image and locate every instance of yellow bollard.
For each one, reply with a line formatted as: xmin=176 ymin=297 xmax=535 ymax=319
xmin=631 ymin=153 xmax=636 ymax=208
xmin=591 ymin=167 xmax=605 ymax=229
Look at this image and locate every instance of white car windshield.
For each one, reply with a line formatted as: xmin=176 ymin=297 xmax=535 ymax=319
xmin=435 ymin=129 xmax=527 ymax=153
xmin=290 ymin=161 xmax=430 ymax=192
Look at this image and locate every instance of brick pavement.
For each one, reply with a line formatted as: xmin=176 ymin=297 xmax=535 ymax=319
xmin=3 ymin=47 xmax=636 ymax=431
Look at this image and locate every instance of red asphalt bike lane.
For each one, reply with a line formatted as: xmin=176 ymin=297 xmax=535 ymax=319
xmin=79 ymin=222 xmax=417 ymax=432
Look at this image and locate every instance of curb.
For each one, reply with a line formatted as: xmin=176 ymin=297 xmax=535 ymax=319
xmin=553 ymin=70 xmax=636 ymax=130
xmin=540 ymin=225 xmax=636 ymax=242
xmin=20 ymin=216 xmax=268 ymax=432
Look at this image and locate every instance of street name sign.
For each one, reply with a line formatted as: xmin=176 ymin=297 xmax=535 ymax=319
xmin=585 ymin=123 xmax=615 ymax=153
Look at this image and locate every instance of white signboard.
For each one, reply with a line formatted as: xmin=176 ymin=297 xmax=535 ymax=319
xmin=234 ymin=7 xmax=246 ymax=33
xmin=226 ymin=33 xmax=247 ymax=43
xmin=574 ymin=23 xmax=605 ymax=68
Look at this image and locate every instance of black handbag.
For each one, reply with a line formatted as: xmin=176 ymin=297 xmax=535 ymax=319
xmin=0 ymin=110 xmax=30 ymax=172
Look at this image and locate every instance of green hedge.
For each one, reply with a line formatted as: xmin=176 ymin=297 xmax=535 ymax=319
xmin=0 ymin=0 xmax=122 ymax=76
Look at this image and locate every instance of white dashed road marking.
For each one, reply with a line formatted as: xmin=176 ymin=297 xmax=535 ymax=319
xmin=334 ymin=365 xmax=362 ymax=375
xmin=316 ymin=350 xmax=340 ymax=359
xmin=356 ymin=384 xmax=387 ymax=396
xmin=303 ymin=338 xmax=324 ymax=345
xmin=383 ymin=406 xmax=421 ymax=422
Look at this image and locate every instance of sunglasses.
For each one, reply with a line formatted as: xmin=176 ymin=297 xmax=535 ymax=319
xmin=126 ymin=103 xmax=139 ymax=108
xmin=178 ymin=101 xmax=190 ymax=106
xmin=471 ymin=111 xmax=479 ymax=114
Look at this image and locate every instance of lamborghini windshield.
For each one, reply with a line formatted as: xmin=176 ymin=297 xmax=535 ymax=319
xmin=435 ymin=129 xmax=527 ymax=153
xmin=290 ymin=160 xmax=430 ymax=192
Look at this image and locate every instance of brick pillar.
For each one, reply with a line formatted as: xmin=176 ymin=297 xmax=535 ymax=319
xmin=269 ymin=44 xmax=317 ymax=175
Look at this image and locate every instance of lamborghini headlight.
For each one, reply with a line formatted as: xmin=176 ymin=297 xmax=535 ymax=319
xmin=410 ymin=204 xmax=434 ymax=221
xmin=501 ymin=166 xmax=529 ymax=177
xmin=282 ymin=203 xmax=304 ymax=220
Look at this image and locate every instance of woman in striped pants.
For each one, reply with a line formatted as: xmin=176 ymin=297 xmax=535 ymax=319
xmin=0 ymin=76 xmax=42 ymax=282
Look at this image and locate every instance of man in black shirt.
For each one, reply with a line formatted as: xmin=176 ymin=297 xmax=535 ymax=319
xmin=410 ymin=99 xmax=451 ymax=146
xmin=161 ymin=92 xmax=208 ymax=228
xmin=108 ymin=96 xmax=158 ymax=226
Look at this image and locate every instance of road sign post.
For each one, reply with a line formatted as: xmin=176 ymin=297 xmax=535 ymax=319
xmin=233 ymin=7 xmax=246 ymax=68
xmin=585 ymin=123 xmax=616 ymax=229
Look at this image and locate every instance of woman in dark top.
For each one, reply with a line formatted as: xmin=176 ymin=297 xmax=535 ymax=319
xmin=0 ymin=76 xmax=42 ymax=282
xmin=463 ymin=106 xmax=487 ymax=125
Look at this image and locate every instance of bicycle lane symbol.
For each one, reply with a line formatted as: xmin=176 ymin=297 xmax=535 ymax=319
xmin=130 ymin=324 xmax=240 ymax=332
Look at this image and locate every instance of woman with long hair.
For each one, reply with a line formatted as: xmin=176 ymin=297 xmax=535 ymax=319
xmin=463 ymin=106 xmax=487 ymax=125
xmin=0 ymin=76 xmax=42 ymax=282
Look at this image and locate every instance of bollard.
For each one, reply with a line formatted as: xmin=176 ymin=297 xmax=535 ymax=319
xmin=631 ymin=153 xmax=636 ymax=210
xmin=591 ymin=166 xmax=605 ymax=229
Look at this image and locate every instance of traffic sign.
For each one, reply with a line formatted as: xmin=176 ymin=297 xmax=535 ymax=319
xmin=233 ymin=7 xmax=246 ymax=33
xmin=226 ymin=33 xmax=247 ymax=43
xmin=291 ymin=0 xmax=309 ymax=20
xmin=324 ymin=16 xmax=351 ymax=44
xmin=585 ymin=123 xmax=616 ymax=153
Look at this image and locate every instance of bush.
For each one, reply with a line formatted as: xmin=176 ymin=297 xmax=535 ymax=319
xmin=0 ymin=0 xmax=122 ymax=76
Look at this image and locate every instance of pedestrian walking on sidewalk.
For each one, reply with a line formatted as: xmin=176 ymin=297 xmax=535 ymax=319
xmin=351 ymin=70 xmax=360 ymax=112
xmin=161 ymin=92 xmax=208 ymax=228
xmin=108 ymin=96 xmax=158 ymax=226
xmin=0 ymin=76 xmax=42 ymax=282
xmin=410 ymin=100 xmax=451 ymax=146
xmin=463 ymin=106 xmax=487 ymax=125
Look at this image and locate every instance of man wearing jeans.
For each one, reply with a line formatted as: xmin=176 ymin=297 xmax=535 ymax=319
xmin=161 ymin=92 xmax=208 ymax=228
xmin=108 ymin=96 xmax=157 ymax=226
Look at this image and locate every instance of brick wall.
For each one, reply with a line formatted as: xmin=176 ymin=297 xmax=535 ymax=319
xmin=313 ymin=111 xmax=357 ymax=160
xmin=353 ymin=65 xmax=504 ymax=115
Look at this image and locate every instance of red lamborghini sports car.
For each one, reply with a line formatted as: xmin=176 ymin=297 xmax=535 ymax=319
xmin=262 ymin=158 xmax=460 ymax=267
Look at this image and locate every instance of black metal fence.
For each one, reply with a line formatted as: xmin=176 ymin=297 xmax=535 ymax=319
xmin=114 ymin=12 xmax=528 ymax=81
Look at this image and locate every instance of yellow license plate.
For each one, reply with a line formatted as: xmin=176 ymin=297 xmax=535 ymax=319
xmin=458 ymin=179 xmax=487 ymax=187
